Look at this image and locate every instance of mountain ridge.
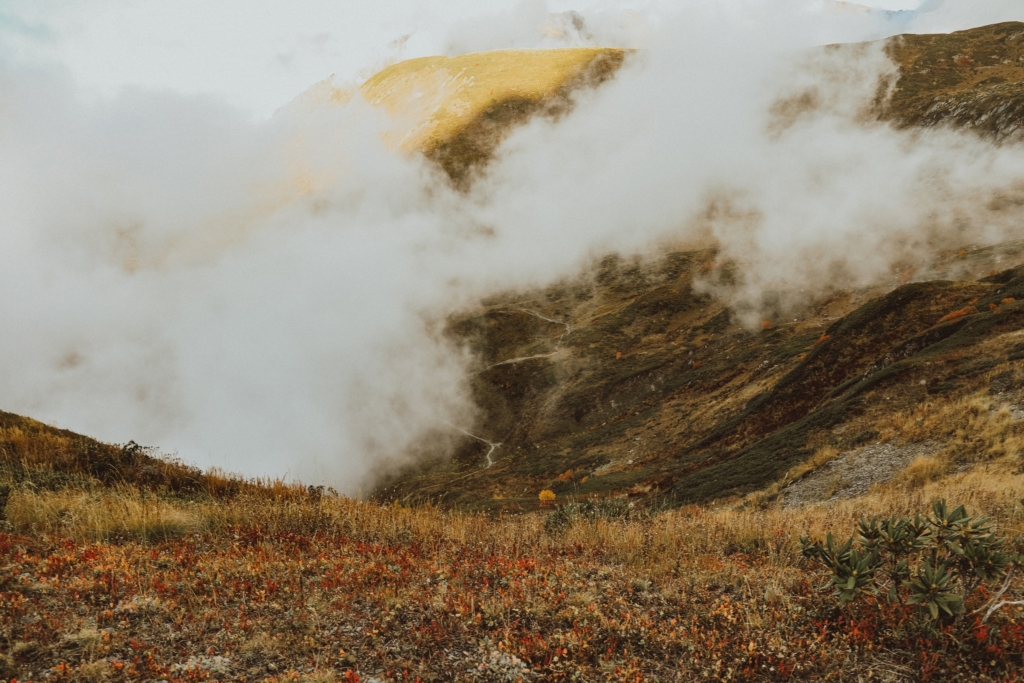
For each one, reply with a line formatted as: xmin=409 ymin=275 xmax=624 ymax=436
xmin=4 ymin=23 xmax=1024 ymax=509
xmin=372 ymin=22 xmax=1024 ymax=509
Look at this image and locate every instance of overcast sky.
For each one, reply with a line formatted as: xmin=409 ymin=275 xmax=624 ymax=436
xmin=0 ymin=0 xmax=957 ymax=120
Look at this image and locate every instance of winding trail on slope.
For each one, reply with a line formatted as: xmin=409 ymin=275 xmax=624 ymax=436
xmin=483 ymin=307 xmax=573 ymax=370
xmin=444 ymin=422 xmax=502 ymax=468
xmin=434 ymin=308 xmax=570 ymax=478
xmin=406 ymin=422 xmax=503 ymax=497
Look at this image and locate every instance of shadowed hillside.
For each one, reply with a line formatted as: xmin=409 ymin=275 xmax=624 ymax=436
xmin=882 ymin=21 xmax=1024 ymax=141
xmin=376 ymin=241 xmax=1024 ymax=510
xmin=375 ymin=22 xmax=1024 ymax=510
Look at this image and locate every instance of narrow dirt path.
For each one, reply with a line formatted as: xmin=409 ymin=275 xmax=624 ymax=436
xmin=444 ymin=422 xmax=502 ymax=469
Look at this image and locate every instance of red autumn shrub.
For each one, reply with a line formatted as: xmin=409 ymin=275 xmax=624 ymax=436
xmin=937 ymin=306 xmax=976 ymax=324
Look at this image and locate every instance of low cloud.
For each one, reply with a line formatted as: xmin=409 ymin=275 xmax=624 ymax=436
xmin=0 ymin=0 xmax=1023 ymax=492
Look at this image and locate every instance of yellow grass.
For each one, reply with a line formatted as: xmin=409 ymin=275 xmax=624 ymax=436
xmin=895 ymin=455 xmax=948 ymax=488
xmin=294 ymin=48 xmax=626 ymax=160
xmin=5 ymin=487 xmax=205 ymax=542
xmin=4 ymin=459 xmax=1021 ymax=680
xmin=358 ymin=48 xmax=626 ymax=153
xmin=879 ymin=390 xmax=1024 ymax=464
xmin=7 ymin=458 xmax=1022 ymax=580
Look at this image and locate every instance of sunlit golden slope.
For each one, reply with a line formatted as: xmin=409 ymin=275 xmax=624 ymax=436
xmin=360 ymin=48 xmax=624 ymax=151
xmin=108 ymin=49 xmax=624 ymax=272
xmin=298 ymin=48 xmax=627 ymax=181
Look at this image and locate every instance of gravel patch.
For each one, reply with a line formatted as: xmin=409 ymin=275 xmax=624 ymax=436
xmin=781 ymin=441 xmax=936 ymax=508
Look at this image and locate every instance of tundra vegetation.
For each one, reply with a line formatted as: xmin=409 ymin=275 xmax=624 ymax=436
xmin=3 ymin=20 xmax=1024 ymax=683
xmin=0 ymin=421 xmax=1022 ymax=682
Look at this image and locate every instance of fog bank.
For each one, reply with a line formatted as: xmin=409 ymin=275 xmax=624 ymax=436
xmin=1 ymin=0 xmax=1024 ymax=491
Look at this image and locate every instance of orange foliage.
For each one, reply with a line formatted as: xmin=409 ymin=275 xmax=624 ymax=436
xmin=1003 ymin=297 xmax=1016 ymax=304
xmin=615 ymin=351 xmax=622 ymax=360
xmin=5 ymin=478 xmax=1024 ymax=681
xmin=937 ymin=306 xmax=976 ymax=324
xmin=555 ymin=470 xmax=574 ymax=482
xmin=538 ymin=489 xmax=556 ymax=502
xmin=760 ymin=320 xmax=771 ymax=330
xmin=815 ymin=334 xmax=831 ymax=346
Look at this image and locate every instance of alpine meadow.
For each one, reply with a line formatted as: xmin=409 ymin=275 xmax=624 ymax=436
xmin=3 ymin=2 xmax=1024 ymax=681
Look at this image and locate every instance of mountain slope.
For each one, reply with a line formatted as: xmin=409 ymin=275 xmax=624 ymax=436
xmin=0 ymin=409 xmax=274 ymax=499
xmin=376 ymin=241 xmax=1024 ymax=509
xmin=5 ymin=24 xmax=1024 ymax=510
xmin=342 ymin=22 xmax=1024 ymax=185
xmin=376 ymin=23 xmax=1024 ymax=509
xmin=295 ymin=47 xmax=626 ymax=184
xmin=882 ymin=21 xmax=1024 ymax=140
xmin=361 ymin=47 xmax=625 ymax=182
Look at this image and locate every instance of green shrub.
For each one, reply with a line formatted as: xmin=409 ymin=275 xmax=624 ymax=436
xmin=544 ymin=499 xmax=639 ymax=534
xmin=801 ymin=499 xmax=1024 ymax=620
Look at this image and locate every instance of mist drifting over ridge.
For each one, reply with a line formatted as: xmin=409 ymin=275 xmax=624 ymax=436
xmin=1 ymin=0 xmax=1024 ymax=493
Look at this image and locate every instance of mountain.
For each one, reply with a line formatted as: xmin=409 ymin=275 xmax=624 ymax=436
xmin=881 ymin=21 xmax=1024 ymax=140
xmin=314 ymin=22 xmax=1023 ymax=181
xmin=378 ymin=243 xmax=1024 ymax=510
xmin=298 ymin=47 xmax=625 ymax=184
xmin=3 ymin=24 xmax=1024 ymax=511
xmin=3 ymin=24 xmax=1024 ymax=683
xmin=374 ymin=22 xmax=1024 ymax=510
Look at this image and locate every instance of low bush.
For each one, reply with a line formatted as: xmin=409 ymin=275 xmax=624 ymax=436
xmin=801 ymin=499 xmax=1024 ymax=620
xmin=543 ymin=498 xmax=639 ymax=534
xmin=938 ymin=306 xmax=976 ymax=324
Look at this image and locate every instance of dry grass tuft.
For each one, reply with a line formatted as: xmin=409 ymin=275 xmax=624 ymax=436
xmin=4 ymin=488 xmax=205 ymax=542
xmin=76 ymin=661 xmax=109 ymax=683
xmin=896 ymin=455 xmax=948 ymax=488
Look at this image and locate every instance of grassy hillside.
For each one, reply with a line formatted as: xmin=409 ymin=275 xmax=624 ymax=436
xmin=1 ymin=454 xmax=1022 ymax=681
xmin=0 ymin=409 xmax=310 ymax=515
xmin=882 ymin=21 xmax=1024 ymax=140
xmin=374 ymin=22 xmax=1024 ymax=510
xmin=1 ymin=22 xmax=1024 ymax=682
xmin=375 ymin=241 xmax=1024 ymax=511
xmin=361 ymin=48 xmax=625 ymax=182
xmin=295 ymin=47 xmax=626 ymax=185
